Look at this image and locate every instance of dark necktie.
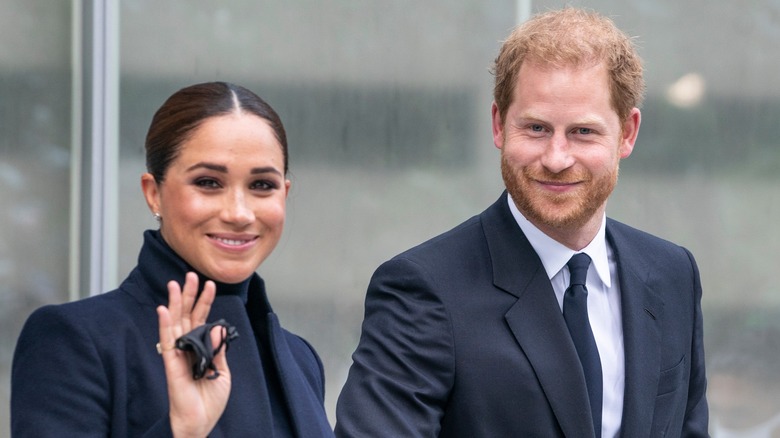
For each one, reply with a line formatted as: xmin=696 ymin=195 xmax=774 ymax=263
xmin=563 ymin=253 xmax=602 ymax=437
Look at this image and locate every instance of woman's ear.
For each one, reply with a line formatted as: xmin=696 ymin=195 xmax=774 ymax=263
xmin=140 ymin=173 xmax=161 ymax=215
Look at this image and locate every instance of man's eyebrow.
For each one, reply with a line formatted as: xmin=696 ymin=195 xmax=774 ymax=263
xmin=517 ymin=112 xmax=606 ymax=126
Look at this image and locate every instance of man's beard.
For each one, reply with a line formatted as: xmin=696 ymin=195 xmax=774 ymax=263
xmin=501 ymin=154 xmax=618 ymax=231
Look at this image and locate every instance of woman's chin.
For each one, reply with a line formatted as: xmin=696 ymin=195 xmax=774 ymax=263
xmin=202 ymin=266 xmax=256 ymax=285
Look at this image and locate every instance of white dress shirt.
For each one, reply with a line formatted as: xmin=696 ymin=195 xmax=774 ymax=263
xmin=507 ymin=194 xmax=625 ymax=438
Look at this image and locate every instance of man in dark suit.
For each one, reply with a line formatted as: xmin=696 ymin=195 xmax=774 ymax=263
xmin=335 ymin=7 xmax=708 ymax=438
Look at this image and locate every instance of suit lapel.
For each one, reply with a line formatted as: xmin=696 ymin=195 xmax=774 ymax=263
xmin=606 ymin=222 xmax=664 ymax=438
xmin=483 ymin=193 xmax=596 ymax=438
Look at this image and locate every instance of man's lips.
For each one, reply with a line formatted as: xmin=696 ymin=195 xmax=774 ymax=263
xmin=535 ymin=179 xmax=582 ymax=192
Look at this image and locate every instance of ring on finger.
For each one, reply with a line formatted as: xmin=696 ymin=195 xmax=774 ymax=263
xmin=156 ymin=342 xmax=175 ymax=355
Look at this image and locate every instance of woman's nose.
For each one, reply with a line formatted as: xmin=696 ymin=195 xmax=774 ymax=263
xmin=221 ymin=190 xmax=255 ymax=225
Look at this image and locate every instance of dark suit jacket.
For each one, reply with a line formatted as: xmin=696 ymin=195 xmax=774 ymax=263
xmin=12 ymin=230 xmax=334 ymax=438
xmin=335 ymin=192 xmax=708 ymax=437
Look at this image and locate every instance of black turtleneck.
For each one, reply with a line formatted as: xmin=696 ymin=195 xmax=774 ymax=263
xmin=139 ymin=229 xmax=252 ymax=303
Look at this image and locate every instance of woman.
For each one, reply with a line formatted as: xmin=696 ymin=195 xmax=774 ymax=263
xmin=11 ymin=82 xmax=334 ymax=437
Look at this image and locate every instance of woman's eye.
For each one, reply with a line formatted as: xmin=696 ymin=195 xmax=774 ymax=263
xmin=195 ymin=178 xmax=221 ymax=189
xmin=251 ymin=180 xmax=278 ymax=191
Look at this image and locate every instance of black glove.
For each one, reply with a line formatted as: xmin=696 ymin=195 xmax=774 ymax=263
xmin=175 ymin=319 xmax=239 ymax=380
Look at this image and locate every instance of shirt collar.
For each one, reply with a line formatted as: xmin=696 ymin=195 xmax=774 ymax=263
xmin=506 ymin=194 xmax=612 ymax=287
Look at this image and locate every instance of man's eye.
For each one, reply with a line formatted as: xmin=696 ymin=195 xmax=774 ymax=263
xmin=530 ymin=124 xmax=544 ymax=132
xmin=576 ymin=127 xmax=593 ymax=135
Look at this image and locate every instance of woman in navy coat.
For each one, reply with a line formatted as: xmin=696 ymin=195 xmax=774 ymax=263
xmin=11 ymin=82 xmax=335 ymax=437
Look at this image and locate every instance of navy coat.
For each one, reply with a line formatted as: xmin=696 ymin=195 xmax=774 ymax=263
xmin=335 ymin=192 xmax=708 ymax=437
xmin=12 ymin=230 xmax=334 ymax=438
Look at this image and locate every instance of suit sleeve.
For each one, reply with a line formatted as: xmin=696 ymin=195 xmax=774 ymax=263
xmin=682 ymin=248 xmax=710 ymax=437
xmin=335 ymin=257 xmax=455 ymax=438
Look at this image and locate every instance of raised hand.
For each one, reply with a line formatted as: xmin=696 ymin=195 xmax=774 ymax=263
xmin=157 ymin=272 xmax=231 ymax=438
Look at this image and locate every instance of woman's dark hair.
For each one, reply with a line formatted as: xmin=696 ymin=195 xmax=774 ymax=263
xmin=145 ymin=81 xmax=288 ymax=182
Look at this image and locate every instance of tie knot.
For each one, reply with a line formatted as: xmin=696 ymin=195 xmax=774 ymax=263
xmin=567 ymin=253 xmax=591 ymax=287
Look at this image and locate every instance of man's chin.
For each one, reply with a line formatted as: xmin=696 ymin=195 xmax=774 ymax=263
xmin=515 ymin=198 xmax=592 ymax=229
xmin=530 ymin=211 xmax=588 ymax=230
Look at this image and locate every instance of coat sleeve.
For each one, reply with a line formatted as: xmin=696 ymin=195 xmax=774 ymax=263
xmin=335 ymin=257 xmax=455 ymax=438
xmin=681 ymin=248 xmax=710 ymax=437
xmin=11 ymin=305 xmax=114 ymax=437
xmin=11 ymin=304 xmax=174 ymax=438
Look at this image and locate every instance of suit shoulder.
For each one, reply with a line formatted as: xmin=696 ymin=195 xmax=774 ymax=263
xmin=607 ymin=218 xmax=687 ymax=249
xmin=606 ymin=218 xmax=698 ymax=269
xmin=377 ymin=196 xmax=511 ymax=279
xmin=392 ymin=213 xmax=484 ymax=262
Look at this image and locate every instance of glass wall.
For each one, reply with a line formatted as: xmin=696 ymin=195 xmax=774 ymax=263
xmin=3 ymin=0 xmax=779 ymax=435
xmin=0 ymin=1 xmax=75 ymax=433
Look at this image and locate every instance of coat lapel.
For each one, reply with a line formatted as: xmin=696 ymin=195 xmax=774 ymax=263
xmin=209 ymin=295 xmax=275 ymax=437
xmin=244 ymin=276 xmax=333 ymax=438
xmin=267 ymin=313 xmax=333 ymax=437
xmin=483 ymin=193 xmax=596 ymax=438
xmin=606 ymin=222 xmax=664 ymax=438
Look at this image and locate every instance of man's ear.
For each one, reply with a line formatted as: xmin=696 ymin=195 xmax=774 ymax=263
xmin=491 ymin=101 xmax=505 ymax=150
xmin=620 ymin=108 xmax=641 ymax=159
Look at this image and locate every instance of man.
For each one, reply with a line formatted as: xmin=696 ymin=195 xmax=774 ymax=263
xmin=335 ymin=7 xmax=708 ymax=438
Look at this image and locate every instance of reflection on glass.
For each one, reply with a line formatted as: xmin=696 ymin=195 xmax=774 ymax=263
xmin=0 ymin=0 xmax=73 ymax=432
xmin=709 ymin=325 xmax=780 ymax=437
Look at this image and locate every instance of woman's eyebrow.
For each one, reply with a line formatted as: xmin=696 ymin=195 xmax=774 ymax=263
xmin=185 ymin=163 xmax=282 ymax=176
xmin=186 ymin=162 xmax=227 ymax=173
xmin=251 ymin=166 xmax=283 ymax=176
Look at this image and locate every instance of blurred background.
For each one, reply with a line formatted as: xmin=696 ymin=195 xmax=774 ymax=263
xmin=2 ymin=0 xmax=779 ymax=435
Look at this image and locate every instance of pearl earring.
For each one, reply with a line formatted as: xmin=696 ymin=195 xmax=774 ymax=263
xmin=153 ymin=212 xmax=161 ymax=222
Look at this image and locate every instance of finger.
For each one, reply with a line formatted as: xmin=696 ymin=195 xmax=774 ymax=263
xmin=166 ymin=279 xmax=184 ymax=339
xmin=180 ymin=272 xmax=200 ymax=333
xmin=190 ymin=280 xmax=216 ymax=327
xmin=156 ymin=305 xmax=176 ymax=356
